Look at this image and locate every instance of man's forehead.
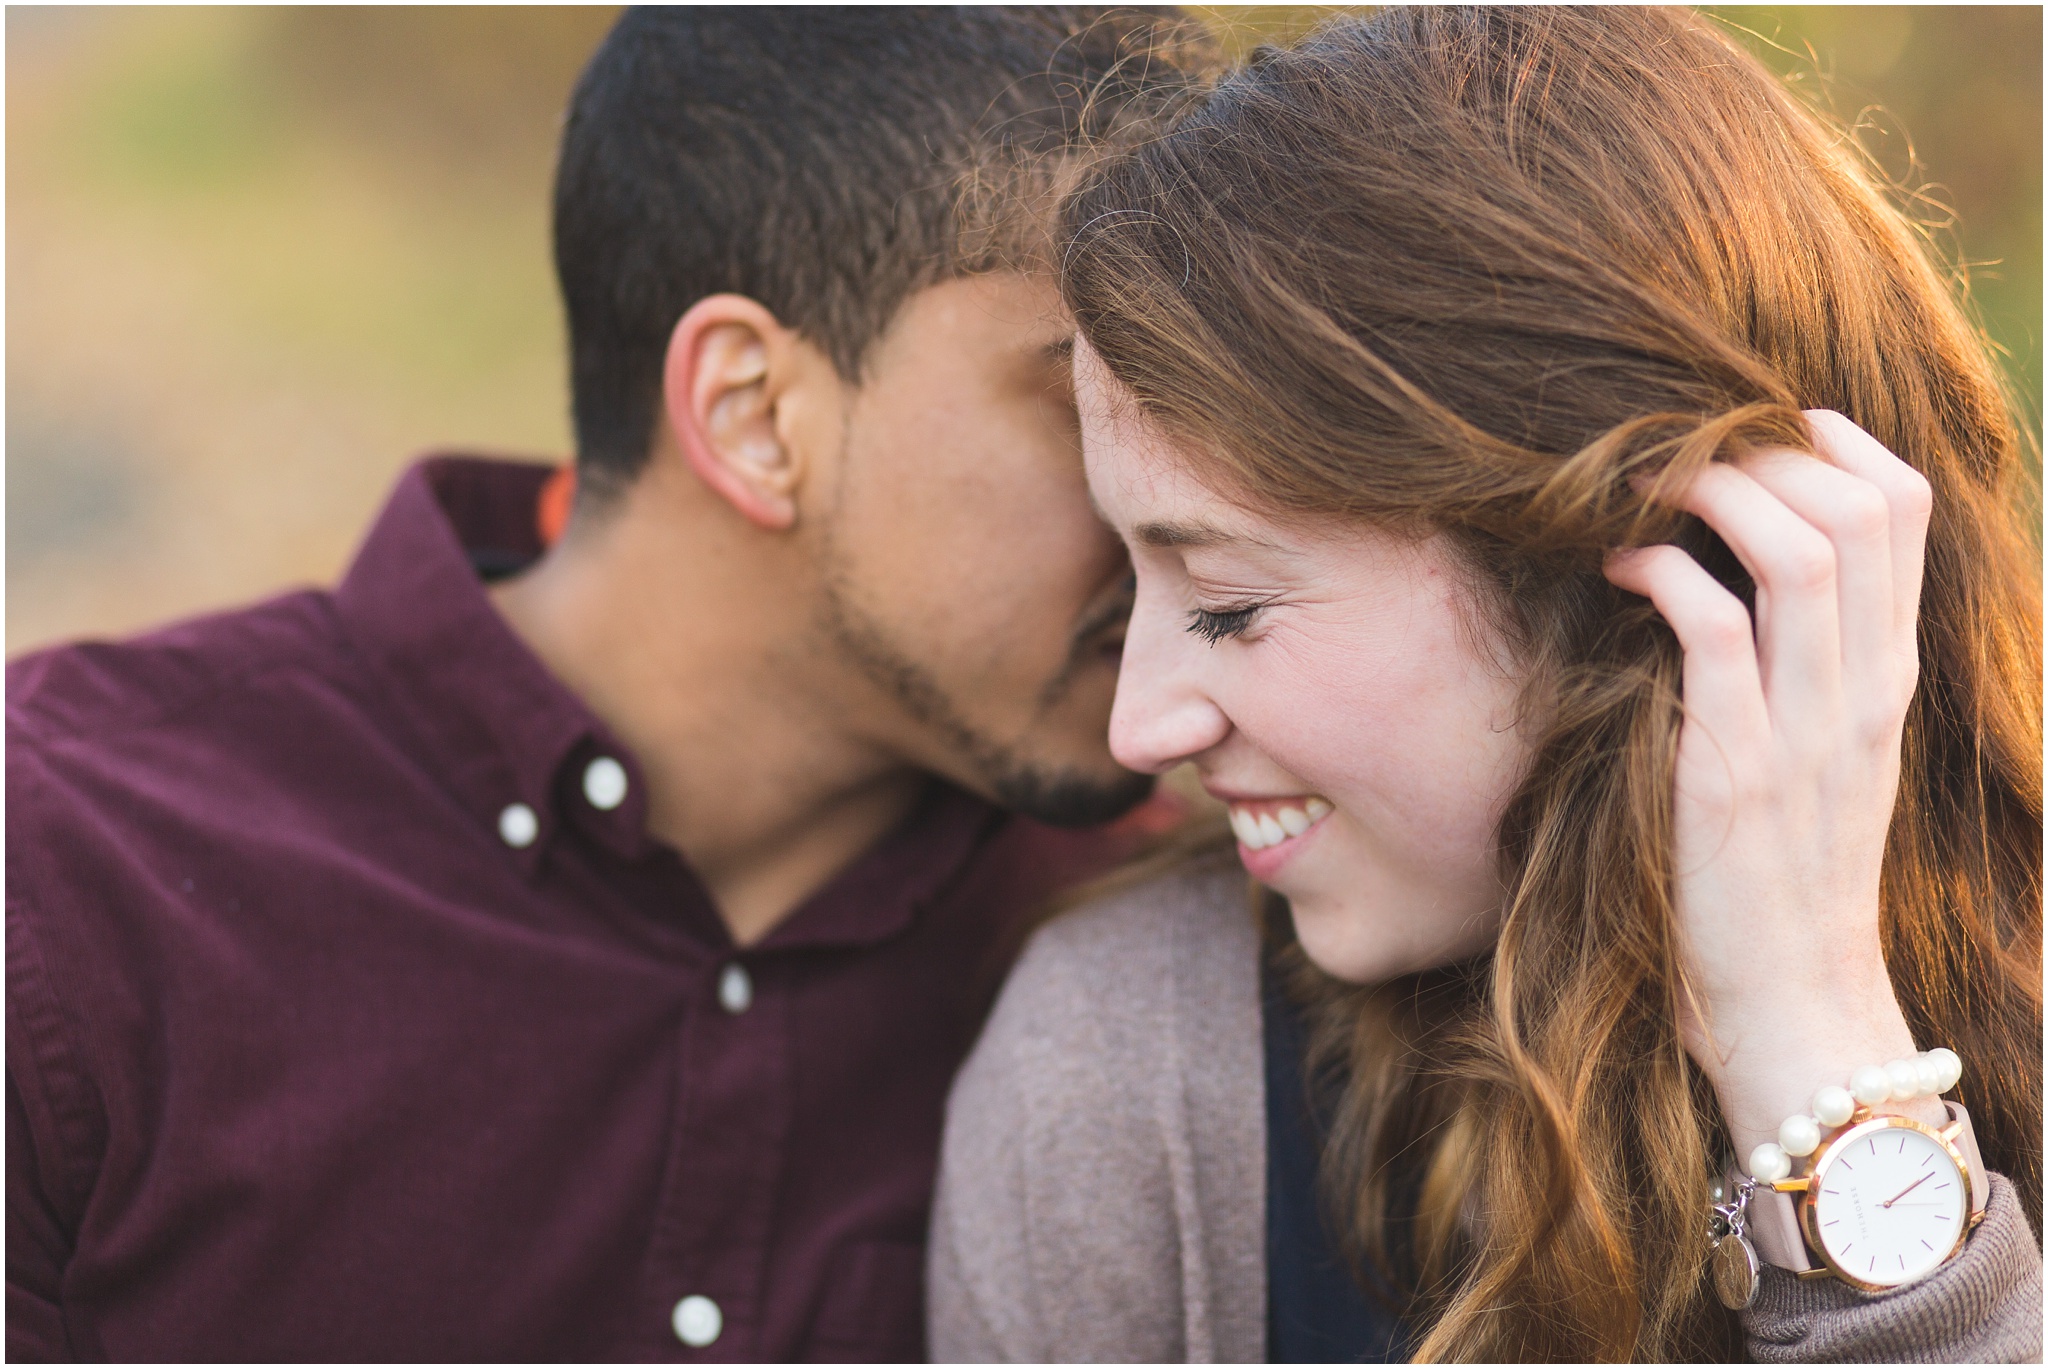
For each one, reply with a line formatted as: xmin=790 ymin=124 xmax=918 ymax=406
xmin=908 ymin=269 xmax=1068 ymax=334
xmin=961 ymin=269 xmax=1074 ymax=346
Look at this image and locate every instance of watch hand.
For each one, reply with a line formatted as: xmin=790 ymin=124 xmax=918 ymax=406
xmin=1883 ymin=1174 xmax=1934 ymax=1208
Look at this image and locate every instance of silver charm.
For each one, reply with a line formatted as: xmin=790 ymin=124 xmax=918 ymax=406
xmin=1709 ymin=1177 xmax=1761 ymax=1310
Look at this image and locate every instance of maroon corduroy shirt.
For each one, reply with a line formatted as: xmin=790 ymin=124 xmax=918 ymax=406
xmin=6 ymin=457 xmax=1135 ymax=1361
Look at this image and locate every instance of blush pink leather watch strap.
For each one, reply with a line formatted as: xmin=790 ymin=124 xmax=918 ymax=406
xmin=1736 ymin=1101 xmax=1989 ymax=1273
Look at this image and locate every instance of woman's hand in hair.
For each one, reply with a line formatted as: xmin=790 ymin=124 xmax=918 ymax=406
xmin=1603 ymin=409 xmax=1943 ymax=1157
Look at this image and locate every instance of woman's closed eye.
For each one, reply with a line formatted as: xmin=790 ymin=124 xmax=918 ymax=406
xmin=1185 ymin=601 xmax=1268 ymax=645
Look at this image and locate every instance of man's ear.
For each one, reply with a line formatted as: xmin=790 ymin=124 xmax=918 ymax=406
xmin=661 ymin=294 xmax=807 ymax=530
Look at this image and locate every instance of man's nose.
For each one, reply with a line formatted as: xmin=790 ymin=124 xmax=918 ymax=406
xmin=1107 ymin=596 xmax=1230 ymax=774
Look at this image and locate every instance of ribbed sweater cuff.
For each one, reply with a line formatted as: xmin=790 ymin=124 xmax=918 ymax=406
xmin=1744 ymin=1173 xmax=2042 ymax=1363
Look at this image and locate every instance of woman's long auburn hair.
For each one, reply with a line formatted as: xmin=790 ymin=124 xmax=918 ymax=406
xmin=1059 ymin=7 xmax=2042 ymax=1361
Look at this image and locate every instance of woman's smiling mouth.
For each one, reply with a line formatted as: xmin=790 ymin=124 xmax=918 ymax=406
xmin=1225 ymin=794 xmax=1333 ymax=853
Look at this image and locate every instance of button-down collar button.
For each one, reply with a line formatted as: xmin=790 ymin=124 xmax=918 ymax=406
xmin=718 ymin=962 xmax=753 ymax=1015
xmin=582 ymin=755 xmax=628 ymax=810
xmin=672 ymin=1294 xmax=722 ymax=1347
xmin=497 ymin=802 xmax=539 ymax=848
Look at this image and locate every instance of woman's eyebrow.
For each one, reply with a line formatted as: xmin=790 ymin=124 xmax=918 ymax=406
xmin=1133 ymin=519 xmax=1281 ymax=551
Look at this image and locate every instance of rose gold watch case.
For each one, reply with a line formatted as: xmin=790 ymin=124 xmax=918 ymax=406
xmin=1778 ymin=1112 xmax=1975 ymax=1293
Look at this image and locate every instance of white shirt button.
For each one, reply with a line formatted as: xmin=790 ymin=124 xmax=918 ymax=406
xmin=497 ymin=802 xmax=539 ymax=848
xmin=582 ymin=755 xmax=628 ymax=811
xmin=718 ymin=962 xmax=753 ymax=1015
xmin=671 ymin=1294 xmax=722 ymax=1347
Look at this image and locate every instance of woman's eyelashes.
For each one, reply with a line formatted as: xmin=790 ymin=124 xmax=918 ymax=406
xmin=1185 ymin=601 xmax=1269 ymax=645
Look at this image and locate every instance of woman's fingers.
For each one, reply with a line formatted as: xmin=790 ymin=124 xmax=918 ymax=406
xmin=1604 ymin=544 xmax=1768 ymax=753
xmin=1653 ymin=461 xmax=1843 ymax=728
xmin=1734 ymin=447 xmax=1899 ymax=704
xmin=1802 ymin=409 xmax=1934 ymax=648
xmin=1647 ymin=413 xmax=1928 ymax=736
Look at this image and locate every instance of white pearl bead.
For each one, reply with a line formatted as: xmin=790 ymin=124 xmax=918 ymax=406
xmin=1778 ymin=1113 xmax=1822 ymax=1158
xmin=1811 ymin=1085 xmax=1856 ymax=1128
xmin=1850 ymin=1064 xmax=1892 ymax=1106
xmin=1886 ymin=1058 xmax=1922 ymax=1099
xmin=1914 ymin=1054 xmax=1945 ymax=1096
xmin=1747 ymin=1142 xmax=1792 ymax=1183
xmin=1927 ymin=1047 xmax=1962 ymax=1092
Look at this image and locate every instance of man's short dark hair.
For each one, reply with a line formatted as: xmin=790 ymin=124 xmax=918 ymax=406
xmin=553 ymin=6 xmax=1204 ymax=500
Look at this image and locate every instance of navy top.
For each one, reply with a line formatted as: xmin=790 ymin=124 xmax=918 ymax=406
xmin=1264 ymin=957 xmax=1410 ymax=1363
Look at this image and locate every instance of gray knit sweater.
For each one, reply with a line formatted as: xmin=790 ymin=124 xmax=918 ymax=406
xmin=928 ymin=862 xmax=2043 ymax=1362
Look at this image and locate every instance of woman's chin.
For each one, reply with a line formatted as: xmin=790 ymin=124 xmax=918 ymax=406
xmin=1289 ymin=900 xmax=1415 ymax=984
xmin=1287 ymin=891 xmax=1498 ymax=986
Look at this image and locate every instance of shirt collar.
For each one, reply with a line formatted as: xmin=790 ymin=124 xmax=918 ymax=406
xmin=328 ymin=455 xmax=1006 ymax=949
xmin=331 ymin=456 xmax=651 ymax=876
xmin=755 ymin=782 xmax=998 ymax=953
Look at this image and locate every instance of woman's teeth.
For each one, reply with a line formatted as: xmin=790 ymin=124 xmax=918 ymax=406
xmin=1228 ymin=796 xmax=1332 ymax=851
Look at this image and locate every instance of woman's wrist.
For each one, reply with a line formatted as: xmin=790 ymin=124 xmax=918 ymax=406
xmin=1702 ymin=986 xmax=1944 ymax=1158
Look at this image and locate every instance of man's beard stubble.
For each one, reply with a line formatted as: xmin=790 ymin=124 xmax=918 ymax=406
xmin=814 ymin=568 xmax=1153 ymax=829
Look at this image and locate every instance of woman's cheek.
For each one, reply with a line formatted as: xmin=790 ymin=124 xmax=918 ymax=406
xmin=1260 ymin=645 xmax=1520 ymax=921
xmin=1227 ymin=625 xmax=1391 ymax=761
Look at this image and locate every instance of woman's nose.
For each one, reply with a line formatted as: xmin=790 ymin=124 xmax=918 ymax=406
xmin=1108 ymin=596 xmax=1231 ymax=774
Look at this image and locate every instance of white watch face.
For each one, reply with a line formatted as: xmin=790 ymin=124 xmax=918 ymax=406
xmin=1809 ymin=1121 xmax=1968 ymax=1287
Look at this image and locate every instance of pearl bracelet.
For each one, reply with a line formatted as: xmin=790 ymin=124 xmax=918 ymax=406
xmin=1746 ymin=1047 xmax=1962 ymax=1182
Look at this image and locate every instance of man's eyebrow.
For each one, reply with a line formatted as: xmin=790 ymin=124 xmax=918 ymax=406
xmin=1133 ymin=519 xmax=1277 ymax=550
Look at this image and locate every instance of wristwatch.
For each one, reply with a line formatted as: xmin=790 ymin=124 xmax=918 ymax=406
xmin=1724 ymin=1101 xmax=1987 ymax=1297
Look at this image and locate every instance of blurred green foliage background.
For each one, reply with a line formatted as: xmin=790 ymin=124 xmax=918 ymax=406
xmin=8 ymin=6 xmax=2040 ymax=653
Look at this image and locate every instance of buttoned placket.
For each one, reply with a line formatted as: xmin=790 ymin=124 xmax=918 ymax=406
xmin=640 ymin=956 xmax=795 ymax=1359
xmin=501 ymin=736 xmax=783 ymax=1359
xmin=456 ymin=681 xmax=983 ymax=1357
